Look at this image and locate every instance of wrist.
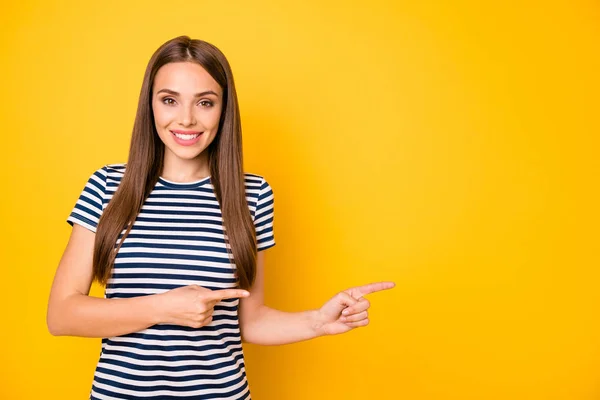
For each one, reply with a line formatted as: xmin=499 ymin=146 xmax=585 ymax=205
xmin=309 ymin=309 xmax=328 ymax=337
xmin=147 ymin=292 xmax=168 ymax=325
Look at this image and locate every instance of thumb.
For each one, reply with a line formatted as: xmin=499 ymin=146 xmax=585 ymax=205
xmin=325 ymin=292 xmax=359 ymax=316
xmin=337 ymin=292 xmax=359 ymax=307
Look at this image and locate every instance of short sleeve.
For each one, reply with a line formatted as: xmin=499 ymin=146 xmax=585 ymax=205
xmin=254 ymin=177 xmax=276 ymax=251
xmin=66 ymin=166 xmax=108 ymax=233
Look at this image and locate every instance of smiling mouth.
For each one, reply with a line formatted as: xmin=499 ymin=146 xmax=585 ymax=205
xmin=170 ymin=130 xmax=202 ymax=140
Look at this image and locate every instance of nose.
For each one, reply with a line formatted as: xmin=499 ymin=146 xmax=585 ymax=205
xmin=178 ymin=104 xmax=197 ymax=127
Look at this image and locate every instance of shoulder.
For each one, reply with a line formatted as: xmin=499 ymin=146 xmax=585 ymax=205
xmin=244 ymin=173 xmax=274 ymax=220
xmin=243 ymin=173 xmax=273 ymax=194
xmin=244 ymin=172 xmax=265 ymax=188
xmin=244 ymin=172 xmax=274 ymax=214
xmin=104 ymin=162 xmax=127 ymax=177
xmin=103 ymin=163 xmax=126 ymax=184
xmin=244 ymin=172 xmax=274 ymax=207
xmin=86 ymin=163 xmax=125 ymax=193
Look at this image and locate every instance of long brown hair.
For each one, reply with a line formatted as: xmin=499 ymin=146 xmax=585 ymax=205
xmin=93 ymin=36 xmax=257 ymax=290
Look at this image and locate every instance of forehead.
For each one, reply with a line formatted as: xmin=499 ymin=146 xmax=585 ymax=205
xmin=153 ymin=62 xmax=222 ymax=95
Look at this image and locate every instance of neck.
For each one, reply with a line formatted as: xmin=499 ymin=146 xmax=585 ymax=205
xmin=161 ymin=150 xmax=210 ymax=182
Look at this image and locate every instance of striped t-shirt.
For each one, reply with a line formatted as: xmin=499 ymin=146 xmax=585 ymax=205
xmin=66 ymin=163 xmax=275 ymax=400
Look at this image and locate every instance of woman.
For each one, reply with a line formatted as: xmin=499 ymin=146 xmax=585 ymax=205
xmin=47 ymin=35 xmax=394 ymax=400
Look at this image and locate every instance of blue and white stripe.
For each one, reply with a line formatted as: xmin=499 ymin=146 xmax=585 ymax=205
xmin=67 ymin=163 xmax=275 ymax=399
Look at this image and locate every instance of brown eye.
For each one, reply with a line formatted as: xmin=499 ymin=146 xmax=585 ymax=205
xmin=199 ymin=100 xmax=213 ymax=107
xmin=162 ymin=98 xmax=176 ymax=105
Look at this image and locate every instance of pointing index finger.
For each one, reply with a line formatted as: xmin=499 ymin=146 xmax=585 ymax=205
xmin=205 ymin=289 xmax=250 ymax=302
xmin=351 ymin=281 xmax=395 ymax=298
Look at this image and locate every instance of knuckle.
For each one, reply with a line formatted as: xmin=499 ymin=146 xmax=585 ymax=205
xmin=198 ymin=309 xmax=208 ymax=316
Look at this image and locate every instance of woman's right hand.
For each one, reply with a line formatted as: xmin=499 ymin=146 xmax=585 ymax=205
xmin=156 ymin=285 xmax=250 ymax=328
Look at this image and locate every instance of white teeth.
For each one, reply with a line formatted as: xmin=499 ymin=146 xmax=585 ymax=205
xmin=173 ymin=132 xmax=200 ymax=140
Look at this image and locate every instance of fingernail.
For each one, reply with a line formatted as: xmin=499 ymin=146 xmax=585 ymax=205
xmin=342 ymin=309 xmax=349 ymax=316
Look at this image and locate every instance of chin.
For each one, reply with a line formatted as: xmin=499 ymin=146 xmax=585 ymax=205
xmin=171 ymin=147 xmax=208 ymax=160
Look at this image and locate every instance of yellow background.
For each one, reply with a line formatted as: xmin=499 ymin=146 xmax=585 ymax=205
xmin=1 ymin=0 xmax=599 ymax=399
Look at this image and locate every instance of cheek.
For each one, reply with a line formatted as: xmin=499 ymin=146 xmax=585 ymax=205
xmin=204 ymin=107 xmax=223 ymax=131
xmin=152 ymin=105 xmax=173 ymax=128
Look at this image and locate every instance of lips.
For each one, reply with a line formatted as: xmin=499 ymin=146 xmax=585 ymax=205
xmin=171 ymin=130 xmax=202 ymax=135
xmin=170 ymin=130 xmax=203 ymax=146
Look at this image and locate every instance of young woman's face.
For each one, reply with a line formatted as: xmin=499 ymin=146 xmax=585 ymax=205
xmin=152 ymin=61 xmax=224 ymax=163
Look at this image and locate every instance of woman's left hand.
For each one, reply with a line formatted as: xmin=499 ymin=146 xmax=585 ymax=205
xmin=315 ymin=281 xmax=395 ymax=336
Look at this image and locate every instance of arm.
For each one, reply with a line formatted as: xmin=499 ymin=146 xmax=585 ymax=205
xmin=239 ymin=251 xmax=385 ymax=345
xmin=238 ymin=251 xmax=323 ymax=345
xmin=46 ymin=224 xmax=163 ymax=337
xmin=239 ymin=177 xmax=394 ymax=345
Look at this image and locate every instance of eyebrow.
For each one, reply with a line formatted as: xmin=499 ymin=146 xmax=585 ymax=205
xmin=156 ymin=88 xmax=219 ymax=97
